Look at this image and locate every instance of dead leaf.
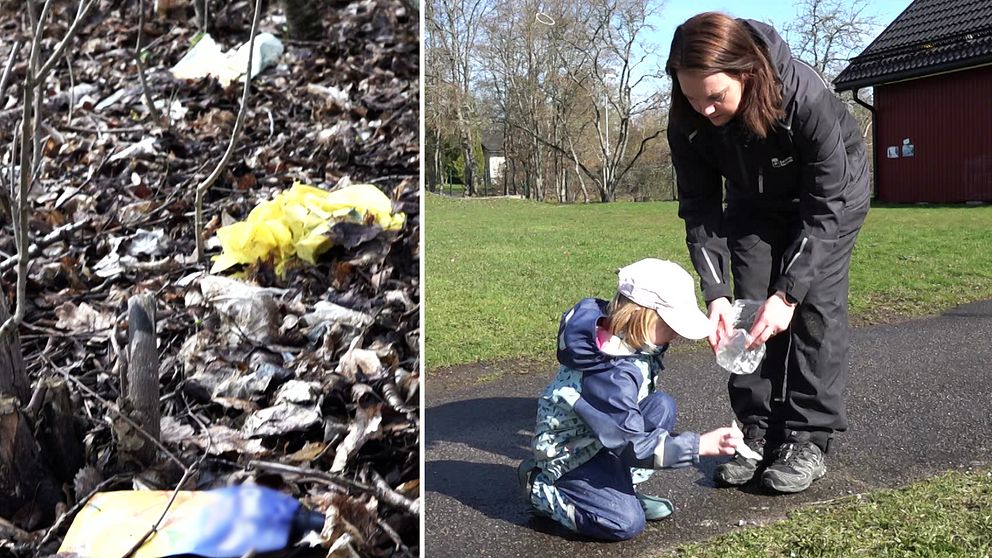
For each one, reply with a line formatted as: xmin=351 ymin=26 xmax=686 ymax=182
xmin=54 ymin=302 xmax=114 ymax=336
xmin=243 ymin=403 xmax=322 ymax=438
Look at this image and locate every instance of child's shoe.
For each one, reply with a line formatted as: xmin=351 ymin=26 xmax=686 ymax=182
xmin=761 ymin=437 xmax=826 ymax=493
xmin=517 ymin=456 xmax=538 ymax=502
xmin=713 ymin=436 xmax=766 ymax=486
xmin=635 ymin=493 xmax=675 ymax=521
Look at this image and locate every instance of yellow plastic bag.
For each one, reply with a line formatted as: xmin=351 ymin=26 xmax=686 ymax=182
xmin=211 ymin=182 xmax=405 ymax=276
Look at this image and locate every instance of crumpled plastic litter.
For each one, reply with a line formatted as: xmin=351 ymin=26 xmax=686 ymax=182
xmin=730 ymin=420 xmax=763 ymax=460
xmin=715 ymin=299 xmax=767 ymax=375
xmin=170 ymin=32 xmax=284 ymax=87
xmin=211 ymin=181 xmax=406 ymax=276
xmin=185 ymin=274 xmax=288 ymax=344
xmin=57 ymin=485 xmax=325 ymax=558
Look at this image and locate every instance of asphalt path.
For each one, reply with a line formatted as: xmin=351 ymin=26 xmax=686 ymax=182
xmin=425 ymin=300 xmax=992 ymax=557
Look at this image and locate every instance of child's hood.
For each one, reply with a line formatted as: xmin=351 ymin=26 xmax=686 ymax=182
xmin=556 ymin=298 xmax=625 ymax=374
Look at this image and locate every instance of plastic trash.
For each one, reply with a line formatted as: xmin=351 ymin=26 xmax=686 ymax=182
xmin=714 ymin=299 xmax=766 ymax=375
xmin=57 ymin=484 xmax=325 ymax=558
xmin=210 ymin=181 xmax=406 ymax=276
xmin=730 ymin=420 xmax=762 ymax=460
xmin=170 ymin=32 xmax=284 ymax=87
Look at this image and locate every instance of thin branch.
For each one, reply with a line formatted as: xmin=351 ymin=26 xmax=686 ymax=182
xmin=33 ymin=473 xmax=132 ymax=552
xmin=248 ymin=460 xmax=421 ymax=517
xmin=34 ymin=0 xmax=99 ymax=85
xmin=119 ymin=464 xmax=198 ymax=558
xmin=49 ymin=361 xmax=187 ymax=470
xmin=134 ymin=0 xmax=167 ymax=129
xmin=193 ymin=0 xmax=263 ymax=260
xmin=0 ymin=218 xmax=90 ymax=272
xmin=0 ymin=41 xmax=20 ymax=101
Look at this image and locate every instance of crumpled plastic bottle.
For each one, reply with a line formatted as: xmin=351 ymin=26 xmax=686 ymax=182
xmin=715 ymin=299 xmax=766 ymax=375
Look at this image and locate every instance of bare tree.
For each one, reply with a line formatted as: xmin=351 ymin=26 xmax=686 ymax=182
xmin=784 ymin=0 xmax=878 ymax=83
xmin=483 ymin=0 xmax=666 ymax=202
xmin=428 ymin=0 xmax=491 ymax=196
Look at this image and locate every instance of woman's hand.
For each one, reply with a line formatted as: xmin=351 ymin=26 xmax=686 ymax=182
xmin=747 ymin=291 xmax=796 ymax=349
xmin=707 ymin=297 xmax=734 ymax=351
xmin=699 ymin=426 xmax=741 ymax=457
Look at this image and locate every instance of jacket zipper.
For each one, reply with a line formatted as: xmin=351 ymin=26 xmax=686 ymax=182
xmin=758 ymin=168 xmax=764 ymax=194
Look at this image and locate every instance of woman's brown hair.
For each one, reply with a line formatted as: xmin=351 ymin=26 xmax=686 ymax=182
xmin=665 ymin=12 xmax=784 ymax=138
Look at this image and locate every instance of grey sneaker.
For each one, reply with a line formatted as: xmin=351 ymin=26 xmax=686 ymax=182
xmin=714 ymin=437 xmax=766 ymax=486
xmin=761 ymin=440 xmax=826 ymax=493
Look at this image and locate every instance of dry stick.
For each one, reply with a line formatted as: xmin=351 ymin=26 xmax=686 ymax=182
xmin=0 ymin=41 xmax=19 ymax=101
xmin=0 ymin=4 xmax=44 ymax=345
xmin=0 ymin=218 xmax=90 ymax=272
xmin=119 ymin=397 xmax=216 ymax=558
xmin=118 ymin=461 xmax=197 ymax=558
xmin=134 ymin=0 xmax=167 ymax=129
xmin=45 ymin=357 xmax=186 ymax=471
xmin=193 ymin=0 xmax=263 ymax=261
xmin=247 ymin=460 xmax=421 ymax=517
xmin=0 ymin=0 xmax=95 ymax=344
xmin=125 ymin=294 xmax=160 ymax=465
xmin=33 ymin=473 xmax=132 ymax=552
xmin=33 ymin=0 xmax=98 ymax=85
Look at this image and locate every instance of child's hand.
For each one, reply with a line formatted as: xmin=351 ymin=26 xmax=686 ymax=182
xmin=699 ymin=426 xmax=742 ymax=457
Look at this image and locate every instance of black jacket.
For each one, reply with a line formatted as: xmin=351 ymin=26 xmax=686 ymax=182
xmin=668 ymin=19 xmax=870 ymax=305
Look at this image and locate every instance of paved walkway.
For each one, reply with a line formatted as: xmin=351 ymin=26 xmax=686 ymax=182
xmin=425 ymin=300 xmax=992 ymax=557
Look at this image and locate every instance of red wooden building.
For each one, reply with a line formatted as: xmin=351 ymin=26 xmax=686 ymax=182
xmin=834 ymin=0 xmax=992 ymax=203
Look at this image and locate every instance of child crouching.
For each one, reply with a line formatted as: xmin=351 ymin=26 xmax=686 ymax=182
xmin=518 ymin=258 xmax=740 ymax=541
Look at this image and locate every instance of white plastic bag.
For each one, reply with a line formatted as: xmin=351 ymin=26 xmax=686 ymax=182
xmin=715 ymin=299 xmax=766 ymax=375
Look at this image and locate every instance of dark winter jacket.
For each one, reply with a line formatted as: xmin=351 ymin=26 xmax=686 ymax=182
xmin=530 ymin=298 xmax=699 ymax=483
xmin=668 ymin=19 xmax=870 ymax=304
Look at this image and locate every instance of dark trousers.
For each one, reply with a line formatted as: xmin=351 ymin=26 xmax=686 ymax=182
xmin=726 ymin=202 xmax=867 ymax=451
xmin=553 ymin=392 xmax=676 ymax=541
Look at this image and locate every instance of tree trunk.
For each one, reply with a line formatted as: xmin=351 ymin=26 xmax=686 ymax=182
xmin=281 ymin=0 xmax=323 ymax=40
xmin=36 ymin=377 xmax=85 ymax=482
xmin=0 ymin=293 xmax=28 ymax=405
xmin=0 ymin=397 xmax=61 ymax=527
xmin=460 ymin=131 xmax=476 ymax=196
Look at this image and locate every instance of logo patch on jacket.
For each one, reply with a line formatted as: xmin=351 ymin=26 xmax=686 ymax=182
xmin=771 ymin=156 xmax=794 ymax=168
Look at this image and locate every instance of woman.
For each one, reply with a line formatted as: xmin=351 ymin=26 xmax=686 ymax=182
xmin=665 ymin=12 xmax=870 ymax=493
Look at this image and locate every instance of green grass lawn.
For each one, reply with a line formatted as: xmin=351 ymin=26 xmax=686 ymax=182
xmin=667 ymin=468 xmax=992 ymax=558
xmin=425 ymin=194 xmax=992 ymax=369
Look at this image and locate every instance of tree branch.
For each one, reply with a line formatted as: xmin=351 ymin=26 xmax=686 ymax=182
xmin=194 ymin=0 xmax=263 ymax=261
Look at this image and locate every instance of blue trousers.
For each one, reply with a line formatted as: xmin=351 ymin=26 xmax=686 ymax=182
xmin=551 ymin=392 xmax=676 ymax=541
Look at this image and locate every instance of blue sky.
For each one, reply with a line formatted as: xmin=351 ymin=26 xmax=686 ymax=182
xmin=629 ymin=0 xmax=915 ymax=87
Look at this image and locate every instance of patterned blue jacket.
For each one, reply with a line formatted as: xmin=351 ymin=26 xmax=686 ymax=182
xmin=531 ymin=298 xmax=700 ymax=483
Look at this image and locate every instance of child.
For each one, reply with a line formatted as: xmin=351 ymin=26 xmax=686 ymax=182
xmin=518 ymin=258 xmax=741 ymax=541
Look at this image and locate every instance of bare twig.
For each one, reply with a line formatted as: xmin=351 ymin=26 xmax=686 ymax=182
xmin=247 ymin=460 xmax=421 ymax=517
xmin=193 ymin=0 xmax=263 ymax=261
xmin=33 ymin=473 xmax=132 ymax=552
xmin=47 ymin=359 xmax=187 ymax=470
xmin=118 ymin=463 xmax=198 ymax=558
xmin=134 ymin=0 xmax=167 ymax=129
xmin=0 ymin=218 xmax=90 ymax=272
xmin=120 ymin=401 xmax=214 ymax=558
xmin=0 ymin=41 xmax=20 ymax=101
xmin=0 ymin=1 xmax=45 ymax=345
xmin=34 ymin=0 xmax=99 ymax=85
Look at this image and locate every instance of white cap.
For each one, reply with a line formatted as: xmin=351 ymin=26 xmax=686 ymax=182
xmin=617 ymin=258 xmax=714 ymax=340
